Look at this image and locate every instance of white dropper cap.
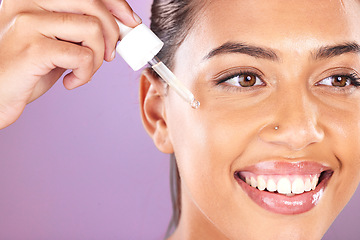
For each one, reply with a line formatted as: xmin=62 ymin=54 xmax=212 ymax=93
xmin=115 ymin=19 xmax=200 ymax=109
xmin=115 ymin=20 xmax=164 ymax=71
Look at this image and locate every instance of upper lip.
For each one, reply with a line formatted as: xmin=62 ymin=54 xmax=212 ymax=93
xmin=235 ymin=160 xmax=332 ymax=175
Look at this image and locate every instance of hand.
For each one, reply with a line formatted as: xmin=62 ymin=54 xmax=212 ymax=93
xmin=0 ymin=0 xmax=141 ymax=129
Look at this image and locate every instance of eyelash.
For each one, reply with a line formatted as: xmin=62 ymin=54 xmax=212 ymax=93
xmin=315 ymin=73 xmax=360 ymax=88
xmin=215 ymin=70 xmax=265 ymax=89
xmin=215 ymin=71 xmax=360 ymax=90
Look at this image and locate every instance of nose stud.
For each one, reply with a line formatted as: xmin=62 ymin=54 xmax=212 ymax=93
xmin=274 ymin=126 xmax=279 ymax=130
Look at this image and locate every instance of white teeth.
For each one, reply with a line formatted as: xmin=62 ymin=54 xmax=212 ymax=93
xmin=246 ymin=177 xmax=251 ymax=185
xmin=257 ymin=176 xmax=266 ymax=191
xmin=251 ymin=177 xmax=257 ymax=188
xmin=277 ymin=177 xmax=292 ymax=194
xmin=243 ymin=174 xmax=321 ymax=195
xmin=304 ymin=178 xmax=311 ymax=192
xmin=266 ymin=178 xmax=277 ymax=192
xmin=311 ymin=176 xmax=318 ymax=190
xmin=292 ymin=178 xmax=305 ymax=194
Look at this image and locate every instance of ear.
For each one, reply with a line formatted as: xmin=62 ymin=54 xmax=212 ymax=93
xmin=139 ymin=68 xmax=174 ymax=154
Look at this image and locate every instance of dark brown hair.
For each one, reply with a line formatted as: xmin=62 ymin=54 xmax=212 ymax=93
xmin=150 ymin=0 xmax=204 ymax=69
xmin=149 ymin=0 xmax=205 ymax=237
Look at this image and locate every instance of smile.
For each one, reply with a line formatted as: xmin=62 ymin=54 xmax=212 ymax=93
xmin=234 ymin=161 xmax=334 ymax=215
xmin=239 ymin=172 xmax=321 ymax=195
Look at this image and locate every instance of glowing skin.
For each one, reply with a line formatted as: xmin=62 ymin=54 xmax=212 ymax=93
xmin=140 ymin=0 xmax=360 ymax=239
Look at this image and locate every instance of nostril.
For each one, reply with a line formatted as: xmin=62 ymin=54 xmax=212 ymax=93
xmin=258 ymin=122 xmax=324 ymax=151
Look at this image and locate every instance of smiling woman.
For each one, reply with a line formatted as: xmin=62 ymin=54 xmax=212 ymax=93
xmin=140 ymin=0 xmax=360 ymax=239
xmin=1 ymin=0 xmax=360 ymax=239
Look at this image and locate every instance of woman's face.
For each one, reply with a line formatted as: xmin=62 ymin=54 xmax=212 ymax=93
xmin=150 ymin=0 xmax=360 ymax=239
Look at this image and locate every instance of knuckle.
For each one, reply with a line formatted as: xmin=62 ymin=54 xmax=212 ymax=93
xmin=59 ymin=13 xmax=73 ymax=24
xmin=59 ymin=43 xmax=72 ymax=55
xmin=12 ymin=13 xmax=31 ymax=28
xmin=79 ymin=48 xmax=94 ymax=66
xmin=85 ymin=16 xmax=102 ymax=35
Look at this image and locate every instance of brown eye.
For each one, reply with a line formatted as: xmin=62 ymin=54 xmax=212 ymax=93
xmin=317 ymin=75 xmax=352 ymax=88
xmin=239 ymin=74 xmax=257 ymax=87
xmin=332 ymin=76 xmax=348 ymax=87
xmin=221 ymin=72 xmax=264 ymax=88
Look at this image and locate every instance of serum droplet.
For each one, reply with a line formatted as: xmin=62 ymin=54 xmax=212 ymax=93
xmin=191 ymin=100 xmax=200 ymax=109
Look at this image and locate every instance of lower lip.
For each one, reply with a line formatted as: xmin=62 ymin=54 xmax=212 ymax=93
xmin=234 ymin=173 xmax=332 ymax=215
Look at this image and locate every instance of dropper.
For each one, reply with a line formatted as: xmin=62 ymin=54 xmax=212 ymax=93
xmin=115 ymin=19 xmax=200 ymax=109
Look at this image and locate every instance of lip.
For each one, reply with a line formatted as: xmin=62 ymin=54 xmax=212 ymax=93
xmin=234 ymin=161 xmax=333 ymax=215
xmin=239 ymin=161 xmax=331 ymax=175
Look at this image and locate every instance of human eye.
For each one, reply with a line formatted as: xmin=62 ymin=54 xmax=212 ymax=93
xmin=316 ymin=73 xmax=360 ymax=88
xmin=215 ymin=70 xmax=265 ymax=90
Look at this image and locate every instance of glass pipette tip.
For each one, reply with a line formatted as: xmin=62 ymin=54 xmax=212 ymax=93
xmin=148 ymin=57 xmax=200 ymax=109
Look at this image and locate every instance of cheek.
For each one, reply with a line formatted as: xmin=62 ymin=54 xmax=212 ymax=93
xmin=167 ymin=97 xmax=265 ymax=187
xmin=167 ymin=90 xmax=278 ymax=179
xmin=165 ymin=95 xmax=272 ymax=226
xmin=327 ymin=107 xmax=360 ymax=199
xmin=325 ymin=102 xmax=360 ymax=168
xmin=317 ymin=98 xmax=360 ymax=214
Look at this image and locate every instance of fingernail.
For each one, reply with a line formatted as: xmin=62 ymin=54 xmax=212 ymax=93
xmin=110 ymin=49 xmax=116 ymax=61
xmin=133 ymin=12 xmax=142 ymax=24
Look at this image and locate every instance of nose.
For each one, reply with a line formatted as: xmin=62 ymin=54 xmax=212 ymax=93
xmin=258 ymin=92 xmax=324 ymax=151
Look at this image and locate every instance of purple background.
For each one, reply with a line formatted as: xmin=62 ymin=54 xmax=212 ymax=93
xmin=0 ymin=0 xmax=359 ymax=239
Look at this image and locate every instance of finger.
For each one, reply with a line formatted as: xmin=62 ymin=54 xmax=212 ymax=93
xmin=36 ymin=36 xmax=95 ymax=90
xmin=18 ymin=12 xmax=105 ymax=75
xmin=102 ymin=0 xmax=142 ymax=27
xmin=28 ymin=68 xmax=66 ymax=103
xmin=35 ymin=0 xmax=132 ymax=61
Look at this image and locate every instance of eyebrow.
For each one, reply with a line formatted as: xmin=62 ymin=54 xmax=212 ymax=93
xmin=203 ymin=42 xmax=279 ymax=61
xmin=203 ymin=41 xmax=360 ymax=61
xmin=313 ymin=42 xmax=360 ymax=59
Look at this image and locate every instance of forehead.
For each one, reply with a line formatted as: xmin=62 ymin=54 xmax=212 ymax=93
xmin=174 ymin=0 xmax=360 ymax=70
xmin=205 ymin=0 xmax=359 ymax=38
